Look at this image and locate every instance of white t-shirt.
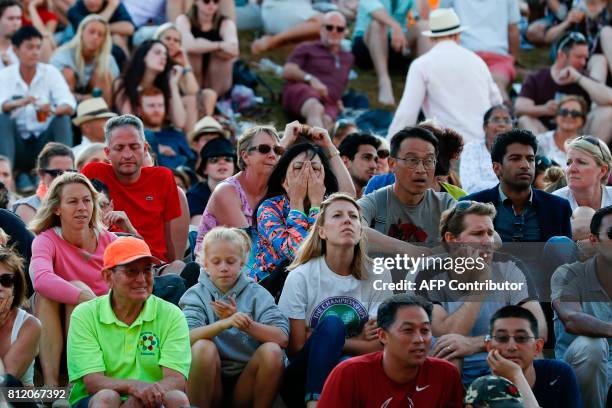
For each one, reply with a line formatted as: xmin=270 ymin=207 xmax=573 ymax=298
xmin=278 ymin=256 xmax=392 ymax=337
xmin=441 ymin=0 xmax=520 ymax=55
xmin=537 ymin=130 xmax=568 ymax=169
xmin=553 ymin=185 xmax=612 ymax=210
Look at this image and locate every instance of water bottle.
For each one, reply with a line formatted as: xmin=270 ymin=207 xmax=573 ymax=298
xmin=258 ymin=58 xmax=283 ymax=76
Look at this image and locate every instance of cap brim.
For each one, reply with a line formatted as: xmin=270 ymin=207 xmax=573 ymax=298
xmin=189 ymin=129 xmax=227 ymax=142
xmin=106 ymin=254 xmax=162 ymax=270
xmin=422 ymin=26 xmax=466 ymax=37
xmin=73 ymin=112 xmax=117 ymax=126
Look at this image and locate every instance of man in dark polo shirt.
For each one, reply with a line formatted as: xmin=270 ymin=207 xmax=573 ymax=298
xmin=281 ymin=11 xmax=354 ymax=129
xmin=515 ymin=31 xmax=612 ymax=141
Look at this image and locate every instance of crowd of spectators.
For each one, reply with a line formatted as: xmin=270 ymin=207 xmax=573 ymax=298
xmin=0 ymin=0 xmax=610 ymax=407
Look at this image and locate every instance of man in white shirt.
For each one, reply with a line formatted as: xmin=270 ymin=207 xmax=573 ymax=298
xmin=0 ymin=0 xmax=21 ymax=69
xmin=0 ymin=26 xmax=76 ymax=190
xmin=387 ymin=8 xmax=502 ymax=145
xmin=441 ymin=0 xmax=521 ymax=103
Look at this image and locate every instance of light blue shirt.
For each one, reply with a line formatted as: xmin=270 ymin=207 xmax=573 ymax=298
xmin=353 ymin=0 xmax=414 ymax=39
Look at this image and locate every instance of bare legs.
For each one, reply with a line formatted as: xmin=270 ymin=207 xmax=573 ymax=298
xmin=251 ymin=15 xmax=323 ymax=54
xmin=364 ymin=20 xmax=396 ymax=105
xmin=189 ymin=340 xmax=283 ymax=408
xmin=36 ymin=280 xmax=93 ymax=386
xmin=300 ymin=98 xmax=333 ymax=129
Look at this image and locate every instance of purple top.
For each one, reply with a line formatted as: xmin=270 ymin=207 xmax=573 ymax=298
xmin=283 ymin=40 xmax=354 ymax=102
xmin=195 ymin=175 xmax=253 ymax=254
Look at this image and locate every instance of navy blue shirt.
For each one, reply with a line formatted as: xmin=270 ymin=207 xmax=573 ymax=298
xmin=496 ymin=186 xmax=541 ymax=242
xmin=68 ymin=0 xmax=134 ymax=30
xmin=533 ymin=359 xmax=583 ymax=408
xmin=186 ymin=182 xmax=212 ymax=218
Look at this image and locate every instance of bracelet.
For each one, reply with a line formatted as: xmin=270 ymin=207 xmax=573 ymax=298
xmin=182 ymin=66 xmax=192 ymax=74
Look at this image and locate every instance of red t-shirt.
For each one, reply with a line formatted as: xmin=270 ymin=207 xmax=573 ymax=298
xmin=82 ymin=162 xmax=181 ymax=262
xmin=318 ymin=352 xmax=464 ymax=408
xmin=22 ymin=7 xmax=59 ymax=26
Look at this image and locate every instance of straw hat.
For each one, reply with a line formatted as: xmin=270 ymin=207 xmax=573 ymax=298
xmin=72 ymin=97 xmax=116 ymax=126
xmin=422 ymin=8 xmax=466 ymax=38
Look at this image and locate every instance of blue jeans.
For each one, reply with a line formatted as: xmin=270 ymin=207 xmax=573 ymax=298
xmin=281 ymin=316 xmax=346 ymax=407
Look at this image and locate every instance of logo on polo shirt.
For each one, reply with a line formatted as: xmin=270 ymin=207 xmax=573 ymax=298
xmin=145 ymin=196 xmax=154 ymax=201
xmin=139 ymin=332 xmax=159 ymax=355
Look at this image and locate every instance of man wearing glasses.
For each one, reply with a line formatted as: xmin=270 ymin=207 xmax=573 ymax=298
xmin=67 ymin=236 xmax=191 ymax=408
xmin=484 ymin=305 xmax=582 ymax=408
xmin=515 ymin=31 xmax=612 ymax=142
xmin=281 ymin=11 xmax=353 ymax=129
xmin=358 ymin=126 xmax=455 ymax=245
xmin=551 ymin=205 xmax=612 ymax=408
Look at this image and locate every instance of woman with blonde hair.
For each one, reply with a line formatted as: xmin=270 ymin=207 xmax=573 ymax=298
xmin=29 ymin=172 xmax=117 ymax=386
xmin=50 ymin=14 xmax=118 ymax=105
xmin=278 ymin=193 xmax=392 ymax=407
xmin=553 ymin=135 xmax=612 ymax=210
xmin=194 ymin=124 xmax=283 ymax=253
xmin=154 ymin=22 xmax=217 ymax=132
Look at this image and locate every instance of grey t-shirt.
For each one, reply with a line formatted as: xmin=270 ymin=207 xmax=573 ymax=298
xmin=416 ymin=258 xmax=530 ymax=382
xmin=50 ymin=47 xmax=119 ymax=90
xmin=551 ymin=257 xmax=612 ymax=361
xmin=358 ymin=186 xmax=455 ymax=244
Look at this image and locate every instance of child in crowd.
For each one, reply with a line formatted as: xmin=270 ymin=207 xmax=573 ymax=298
xmin=180 ymin=226 xmax=288 ymax=408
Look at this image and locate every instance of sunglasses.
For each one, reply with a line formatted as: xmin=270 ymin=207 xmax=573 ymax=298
xmin=486 ymin=334 xmax=534 ymax=344
xmin=488 ymin=117 xmax=513 ymax=125
xmin=557 ymin=108 xmax=583 ymax=118
xmin=113 ymin=265 xmax=155 ymax=278
xmin=42 ymin=168 xmax=77 ymax=178
xmin=325 ymin=24 xmax=345 ymax=33
xmin=248 ymin=144 xmax=285 ymax=156
xmin=208 ymin=156 xmax=234 ymax=164
xmin=292 ymin=161 xmax=323 ymax=171
xmin=535 ymin=155 xmax=552 ymax=168
xmin=377 ymin=149 xmax=390 ymax=159
xmin=199 ymin=0 xmax=219 ymax=4
xmin=0 ymin=273 xmax=15 ymax=288
xmin=575 ymin=135 xmax=606 ymax=160
xmin=557 ymin=31 xmax=587 ymax=53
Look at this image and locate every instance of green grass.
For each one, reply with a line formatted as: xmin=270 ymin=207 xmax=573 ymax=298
xmin=236 ymin=30 xmax=553 ymax=127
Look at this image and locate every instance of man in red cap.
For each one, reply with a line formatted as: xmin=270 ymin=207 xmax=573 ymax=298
xmin=67 ymin=236 xmax=191 ymax=408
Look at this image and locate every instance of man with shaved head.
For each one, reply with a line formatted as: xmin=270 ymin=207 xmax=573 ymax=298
xmin=281 ymin=11 xmax=354 ymax=129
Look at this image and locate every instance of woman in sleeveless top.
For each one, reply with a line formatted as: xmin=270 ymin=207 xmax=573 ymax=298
xmin=194 ymin=125 xmax=282 ymax=255
xmin=0 ymin=246 xmax=40 ymax=388
xmin=176 ymin=0 xmax=238 ymax=96
xmin=29 ymin=173 xmax=116 ymax=386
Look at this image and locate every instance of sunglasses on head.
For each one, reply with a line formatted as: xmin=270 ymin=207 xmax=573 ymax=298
xmin=248 ymin=144 xmax=285 ymax=156
xmin=325 ymin=24 xmax=345 ymax=33
xmin=42 ymin=168 xmax=77 ymax=178
xmin=575 ymin=135 xmax=606 ymax=160
xmin=557 ymin=31 xmax=587 ymax=53
xmin=208 ymin=156 xmax=234 ymax=164
xmin=557 ymin=108 xmax=583 ymax=118
xmin=0 ymin=273 xmax=15 ymax=288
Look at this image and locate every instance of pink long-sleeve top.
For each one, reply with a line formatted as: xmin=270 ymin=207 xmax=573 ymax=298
xmin=30 ymin=228 xmax=117 ymax=304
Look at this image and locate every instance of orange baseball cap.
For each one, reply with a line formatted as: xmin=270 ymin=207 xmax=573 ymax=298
xmin=103 ymin=236 xmax=161 ymax=270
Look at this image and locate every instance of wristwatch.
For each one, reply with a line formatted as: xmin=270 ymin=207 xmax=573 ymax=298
xmin=303 ymin=73 xmax=313 ymax=83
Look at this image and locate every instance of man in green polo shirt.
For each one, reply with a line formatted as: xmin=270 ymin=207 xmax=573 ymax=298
xmin=67 ymin=236 xmax=191 ymax=408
